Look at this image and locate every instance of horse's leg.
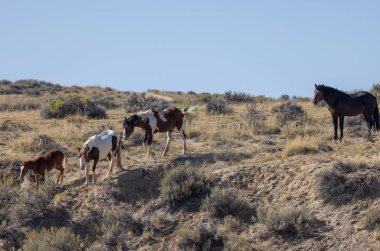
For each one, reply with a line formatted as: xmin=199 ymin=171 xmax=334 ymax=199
xmin=162 ymin=131 xmax=173 ymax=156
xmin=179 ymin=128 xmax=187 ymax=155
xmin=146 ymin=132 xmax=153 ymax=157
xmin=116 ymin=140 xmax=123 ymax=170
xmin=92 ymin=159 xmax=98 ymax=184
xmin=338 ymin=116 xmax=344 ymax=141
xmin=143 ymin=132 xmax=148 ymax=147
xmin=84 ymin=162 xmax=89 ymax=185
xmin=56 ymin=167 xmax=64 ymax=185
xmin=332 ymin=116 xmax=338 ymax=141
xmin=106 ymin=152 xmax=115 ymax=177
xmin=56 ymin=170 xmax=60 ymax=184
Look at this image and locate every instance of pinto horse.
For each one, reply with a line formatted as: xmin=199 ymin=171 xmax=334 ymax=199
xmin=78 ymin=130 xmax=123 ymax=185
xmin=20 ymin=149 xmax=66 ymax=192
xmin=314 ymin=84 xmax=380 ymax=141
xmin=123 ymin=107 xmax=189 ymax=157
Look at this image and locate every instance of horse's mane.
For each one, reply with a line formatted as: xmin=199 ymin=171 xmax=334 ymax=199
xmin=137 ymin=109 xmax=155 ymax=120
xmin=323 ymin=86 xmax=350 ymax=98
xmin=84 ymin=135 xmax=97 ymax=147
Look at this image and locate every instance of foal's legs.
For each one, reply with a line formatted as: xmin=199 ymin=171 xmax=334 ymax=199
xmin=332 ymin=116 xmax=338 ymax=141
xmin=55 ymin=164 xmax=64 ymax=185
xmin=162 ymin=131 xmax=173 ymax=156
xmin=339 ymin=115 xmax=344 ymax=141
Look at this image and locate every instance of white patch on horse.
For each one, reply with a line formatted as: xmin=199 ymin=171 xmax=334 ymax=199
xmin=138 ymin=109 xmax=157 ymax=132
xmin=84 ymin=130 xmax=120 ymax=160
xmin=20 ymin=165 xmax=24 ymax=178
xmin=79 ymin=156 xmax=86 ymax=170
xmin=159 ymin=114 xmax=167 ymax=122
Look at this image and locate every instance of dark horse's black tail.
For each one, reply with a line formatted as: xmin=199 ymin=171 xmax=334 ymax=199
xmin=373 ymin=104 xmax=380 ymax=131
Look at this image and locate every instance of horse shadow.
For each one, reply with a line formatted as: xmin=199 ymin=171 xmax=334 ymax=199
xmin=170 ymin=153 xmax=216 ymax=167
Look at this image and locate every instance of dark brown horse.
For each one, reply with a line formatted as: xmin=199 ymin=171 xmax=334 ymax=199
xmin=123 ymin=107 xmax=189 ymax=157
xmin=314 ymin=84 xmax=379 ymax=141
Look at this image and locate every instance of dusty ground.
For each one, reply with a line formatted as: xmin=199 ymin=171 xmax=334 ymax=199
xmin=1 ymin=82 xmax=380 ymax=250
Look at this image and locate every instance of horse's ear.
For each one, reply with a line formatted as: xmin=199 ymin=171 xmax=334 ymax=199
xmin=322 ymin=84 xmax=325 ymax=87
xmin=315 ymin=83 xmax=317 ymax=87
xmin=77 ymin=147 xmax=81 ymax=153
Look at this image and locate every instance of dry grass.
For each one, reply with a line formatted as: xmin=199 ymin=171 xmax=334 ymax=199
xmin=362 ymin=206 xmax=380 ymax=230
xmin=283 ymin=137 xmax=319 ymax=157
xmin=1 ymin=84 xmax=380 ymax=250
xmin=22 ymin=227 xmax=81 ymax=251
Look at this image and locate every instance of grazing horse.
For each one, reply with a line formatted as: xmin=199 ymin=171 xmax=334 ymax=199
xmin=78 ymin=130 xmax=123 ymax=185
xmin=314 ymin=84 xmax=380 ymax=141
xmin=123 ymin=107 xmax=189 ymax=157
xmin=20 ymin=149 xmax=66 ymax=192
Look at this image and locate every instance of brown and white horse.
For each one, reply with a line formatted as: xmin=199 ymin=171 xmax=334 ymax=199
xmin=20 ymin=149 xmax=66 ymax=192
xmin=123 ymin=106 xmax=190 ymax=157
xmin=78 ymin=130 xmax=123 ymax=185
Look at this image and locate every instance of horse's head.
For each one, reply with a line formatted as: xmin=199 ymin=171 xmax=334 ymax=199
xmin=314 ymin=84 xmax=325 ymax=105
xmin=123 ymin=115 xmax=140 ymax=140
xmin=19 ymin=161 xmax=29 ymax=179
xmin=77 ymin=145 xmax=90 ymax=170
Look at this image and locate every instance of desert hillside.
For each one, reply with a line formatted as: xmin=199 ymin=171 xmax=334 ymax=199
xmin=1 ymin=80 xmax=380 ymax=250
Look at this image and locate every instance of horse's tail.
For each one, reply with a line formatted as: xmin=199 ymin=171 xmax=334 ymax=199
xmin=373 ymin=103 xmax=380 ymax=131
xmin=182 ymin=106 xmax=197 ymax=117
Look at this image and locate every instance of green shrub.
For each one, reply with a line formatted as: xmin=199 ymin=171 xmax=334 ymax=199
xmin=124 ymin=93 xmax=168 ymax=113
xmin=160 ymin=166 xmax=210 ymax=207
xmin=40 ymin=94 xmax=106 ymax=119
xmin=100 ymin=208 xmax=143 ymax=249
xmin=10 ymin=179 xmax=56 ymax=226
xmin=246 ymin=103 xmax=265 ymax=129
xmin=201 ymin=187 xmax=254 ymax=221
xmin=258 ymin=206 xmax=315 ymax=238
xmin=0 ymin=79 xmax=61 ymax=95
xmin=0 ymin=177 xmax=17 ymax=223
xmin=224 ymin=91 xmax=255 ymax=104
xmin=0 ymin=102 xmax=40 ymax=112
xmin=206 ymin=98 xmax=233 ymax=115
xmin=178 ymin=224 xmax=221 ymax=251
xmin=22 ymin=227 xmax=81 ymax=251
xmin=271 ymin=102 xmax=304 ymax=126
xmin=316 ymin=161 xmax=378 ymax=205
xmin=95 ymin=96 xmax=120 ymax=109
xmin=216 ymin=217 xmax=254 ymax=251
xmin=345 ymin=116 xmax=368 ymax=138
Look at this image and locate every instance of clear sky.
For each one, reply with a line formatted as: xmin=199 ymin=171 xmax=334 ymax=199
xmin=1 ymin=1 xmax=379 ymax=97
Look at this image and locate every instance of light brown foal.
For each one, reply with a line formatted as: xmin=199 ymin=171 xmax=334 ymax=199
xmin=20 ymin=149 xmax=66 ymax=192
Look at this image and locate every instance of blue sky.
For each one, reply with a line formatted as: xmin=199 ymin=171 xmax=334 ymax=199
xmin=1 ymin=1 xmax=379 ymax=97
